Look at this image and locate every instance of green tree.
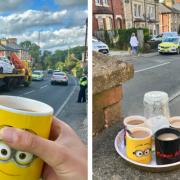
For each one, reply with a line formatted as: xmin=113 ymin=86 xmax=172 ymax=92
xmin=20 ymin=41 xmax=41 ymax=68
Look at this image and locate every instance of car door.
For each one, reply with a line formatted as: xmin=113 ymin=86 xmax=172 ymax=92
xmin=4 ymin=58 xmax=12 ymax=73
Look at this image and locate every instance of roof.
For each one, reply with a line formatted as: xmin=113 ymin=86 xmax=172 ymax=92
xmin=6 ymin=43 xmax=28 ymax=51
xmin=160 ymin=3 xmax=180 ymax=14
xmin=0 ymin=44 xmax=18 ymax=52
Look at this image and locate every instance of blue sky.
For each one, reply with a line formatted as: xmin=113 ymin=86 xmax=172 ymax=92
xmin=0 ymin=0 xmax=87 ymax=51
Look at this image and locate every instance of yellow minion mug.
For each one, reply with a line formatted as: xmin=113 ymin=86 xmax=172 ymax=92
xmin=0 ymin=95 xmax=53 ymax=180
xmin=126 ymin=127 xmax=153 ymax=164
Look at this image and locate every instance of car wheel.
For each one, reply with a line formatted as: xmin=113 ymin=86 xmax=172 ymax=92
xmin=51 ymin=82 xmax=54 ymax=85
xmin=65 ymin=82 xmax=68 ymax=86
xmin=159 ymin=52 xmax=163 ymax=55
xmin=0 ymin=67 xmax=3 ymax=73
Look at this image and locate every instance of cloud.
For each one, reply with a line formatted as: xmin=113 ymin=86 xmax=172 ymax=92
xmin=14 ymin=26 xmax=86 ymax=50
xmin=0 ymin=0 xmax=26 ymax=11
xmin=0 ymin=10 xmax=67 ymax=34
xmin=55 ymin=0 xmax=87 ymax=7
xmin=0 ymin=9 xmax=87 ymax=34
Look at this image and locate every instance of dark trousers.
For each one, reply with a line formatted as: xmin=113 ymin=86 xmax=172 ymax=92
xmin=77 ymin=86 xmax=86 ymax=103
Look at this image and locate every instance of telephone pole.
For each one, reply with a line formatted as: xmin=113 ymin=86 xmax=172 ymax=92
xmin=84 ymin=18 xmax=88 ymax=62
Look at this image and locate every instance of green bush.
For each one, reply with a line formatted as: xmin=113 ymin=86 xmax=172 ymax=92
xmin=102 ymin=28 xmax=150 ymax=51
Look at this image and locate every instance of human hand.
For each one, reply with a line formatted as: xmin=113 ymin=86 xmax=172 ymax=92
xmin=0 ymin=117 xmax=87 ymax=180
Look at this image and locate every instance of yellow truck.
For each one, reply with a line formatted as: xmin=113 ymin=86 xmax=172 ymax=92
xmin=0 ymin=60 xmax=32 ymax=91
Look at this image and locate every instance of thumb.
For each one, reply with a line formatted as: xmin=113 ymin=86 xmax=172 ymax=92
xmin=0 ymin=127 xmax=67 ymax=167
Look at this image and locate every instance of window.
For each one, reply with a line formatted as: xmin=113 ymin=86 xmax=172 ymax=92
xmin=103 ymin=0 xmax=108 ymax=6
xmin=116 ymin=18 xmax=122 ymax=29
xmin=109 ymin=17 xmax=113 ymax=30
xmin=97 ymin=17 xmax=104 ymax=30
xmin=95 ymin=0 xmax=100 ymax=5
xmin=147 ymin=6 xmax=155 ymax=20
xmin=134 ymin=3 xmax=142 ymax=18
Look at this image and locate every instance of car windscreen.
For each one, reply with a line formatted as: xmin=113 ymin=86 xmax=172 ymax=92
xmin=162 ymin=38 xmax=179 ymax=43
xmin=33 ymin=72 xmax=41 ymax=75
xmin=53 ymin=73 xmax=65 ymax=76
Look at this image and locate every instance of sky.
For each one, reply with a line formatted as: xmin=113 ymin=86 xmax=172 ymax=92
xmin=0 ymin=0 xmax=87 ymax=51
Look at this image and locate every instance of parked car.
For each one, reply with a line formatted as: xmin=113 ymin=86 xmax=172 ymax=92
xmin=32 ymin=71 xmax=44 ymax=81
xmin=151 ymin=32 xmax=178 ymax=42
xmin=0 ymin=56 xmax=15 ymax=74
xmin=51 ymin=72 xmax=68 ymax=85
xmin=48 ymin=69 xmax=53 ymax=74
xmin=92 ymin=38 xmax=109 ymax=54
xmin=158 ymin=36 xmax=180 ymax=54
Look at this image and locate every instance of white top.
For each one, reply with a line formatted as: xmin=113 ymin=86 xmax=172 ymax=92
xmin=130 ymin=36 xmax=139 ymax=47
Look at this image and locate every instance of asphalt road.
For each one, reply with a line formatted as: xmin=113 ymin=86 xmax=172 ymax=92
xmin=122 ymin=53 xmax=180 ymax=117
xmin=0 ymin=75 xmax=87 ymax=143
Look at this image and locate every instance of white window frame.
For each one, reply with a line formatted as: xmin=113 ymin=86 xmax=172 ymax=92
xmin=103 ymin=0 xmax=109 ymax=7
xmin=147 ymin=5 xmax=155 ymax=20
xmin=95 ymin=0 xmax=101 ymax=6
xmin=133 ymin=3 xmax=143 ymax=18
xmin=97 ymin=17 xmax=104 ymax=30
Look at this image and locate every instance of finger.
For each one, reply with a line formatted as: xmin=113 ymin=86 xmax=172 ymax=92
xmin=49 ymin=118 xmax=61 ymax=140
xmin=0 ymin=127 xmax=69 ymax=167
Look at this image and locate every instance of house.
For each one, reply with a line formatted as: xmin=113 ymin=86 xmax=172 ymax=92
xmin=93 ymin=0 xmax=125 ymax=34
xmin=123 ymin=0 xmax=160 ymax=35
xmin=0 ymin=38 xmax=30 ymax=60
xmin=159 ymin=0 xmax=180 ymax=33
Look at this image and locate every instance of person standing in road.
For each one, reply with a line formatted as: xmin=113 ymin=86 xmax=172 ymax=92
xmin=77 ymin=73 xmax=88 ymax=103
xmin=130 ymin=33 xmax=139 ymax=55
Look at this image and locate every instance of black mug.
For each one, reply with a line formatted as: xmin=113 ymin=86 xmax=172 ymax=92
xmin=155 ymin=128 xmax=180 ymax=165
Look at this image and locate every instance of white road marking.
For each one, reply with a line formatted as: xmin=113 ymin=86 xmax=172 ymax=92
xmin=169 ymin=91 xmax=180 ymax=102
xmin=55 ymin=77 xmax=78 ymax=116
xmin=23 ymin=90 xmax=35 ymax=95
xmin=40 ymin=85 xmax=48 ymax=89
xmin=135 ymin=62 xmax=170 ymax=73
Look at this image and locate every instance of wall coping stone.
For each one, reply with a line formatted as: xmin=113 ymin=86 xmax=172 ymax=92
xmin=93 ymin=52 xmax=134 ymax=94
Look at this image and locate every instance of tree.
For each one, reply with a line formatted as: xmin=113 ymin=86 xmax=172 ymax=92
xmin=20 ymin=41 xmax=32 ymax=50
xmin=20 ymin=41 xmax=41 ymax=68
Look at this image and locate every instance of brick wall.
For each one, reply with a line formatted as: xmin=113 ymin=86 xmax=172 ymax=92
xmin=93 ymin=0 xmax=125 ymax=34
xmin=93 ymin=52 xmax=134 ymax=135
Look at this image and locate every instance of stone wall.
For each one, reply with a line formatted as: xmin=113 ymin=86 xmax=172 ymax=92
xmin=93 ymin=52 xmax=134 ymax=135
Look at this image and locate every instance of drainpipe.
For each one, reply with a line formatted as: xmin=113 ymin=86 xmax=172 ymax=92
xmin=111 ymin=0 xmax=116 ymax=29
xmin=131 ymin=0 xmax=134 ymax=27
xmin=144 ymin=0 xmax=147 ymax=27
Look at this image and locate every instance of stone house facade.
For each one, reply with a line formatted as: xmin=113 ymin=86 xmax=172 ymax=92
xmin=123 ymin=0 xmax=160 ymax=35
xmin=159 ymin=0 xmax=180 ymax=33
xmin=93 ymin=0 xmax=125 ymax=34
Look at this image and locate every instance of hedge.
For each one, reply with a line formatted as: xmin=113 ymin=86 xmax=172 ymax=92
xmin=102 ymin=28 xmax=150 ymax=50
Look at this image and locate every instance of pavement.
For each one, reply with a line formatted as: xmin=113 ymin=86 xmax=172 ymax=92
xmin=93 ymin=53 xmax=180 ymax=179
xmin=2 ymin=75 xmax=87 ymax=143
xmin=109 ymin=50 xmax=158 ymax=59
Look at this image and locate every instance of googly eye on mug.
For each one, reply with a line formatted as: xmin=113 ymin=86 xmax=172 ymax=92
xmin=144 ymin=148 xmax=151 ymax=156
xmin=133 ymin=150 xmax=144 ymax=157
xmin=14 ymin=151 xmax=34 ymax=166
xmin=0 ymin=141 xmax=12 ymax=161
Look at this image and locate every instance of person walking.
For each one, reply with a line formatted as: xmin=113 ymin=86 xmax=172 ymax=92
xmin=77 ymin=73 xmax=88 ymax=103
xmin=130 ymin=33 xmax=139 ymax=55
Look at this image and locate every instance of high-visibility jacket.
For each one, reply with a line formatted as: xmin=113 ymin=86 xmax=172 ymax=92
xmin=79 ymin=76 xmax=87 ymax=87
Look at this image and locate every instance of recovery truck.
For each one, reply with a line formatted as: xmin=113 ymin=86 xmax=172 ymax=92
xmin=0 ymin=52 xmax=32 ymax=91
